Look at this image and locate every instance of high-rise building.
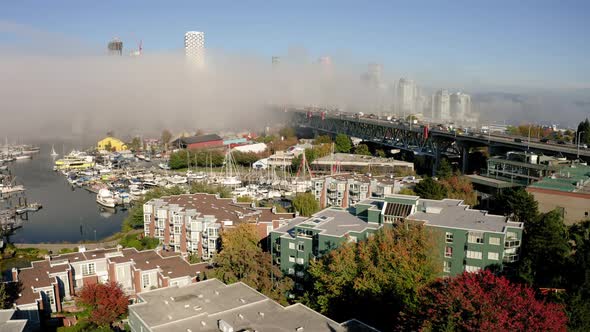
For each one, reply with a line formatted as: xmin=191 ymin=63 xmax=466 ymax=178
xmin=271 ymin=56 xmax=281 ymax=66
xmin=397 ymin=78 xmax=417 ymax=116
xmin=362 ymin=62 xmax=382 ymax=87
xmin=450 ymin=92 xmax=472 ymax=119
xmin=107 ymin=38 xmax=123 ymax=56
xmin=184 ymin=31 xmax=205 ymax=67
xmin=432 ymin=89 xmax=450 ymax=121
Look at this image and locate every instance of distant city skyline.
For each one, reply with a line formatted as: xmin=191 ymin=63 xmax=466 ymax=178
xmin=1 ymin=1 xmax=589 ymax=90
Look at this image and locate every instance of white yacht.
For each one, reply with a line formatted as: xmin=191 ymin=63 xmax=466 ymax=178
xmin=167 ymin=175 xmax=187 ymax=185
xmin=96 ymin=189 xmax=116 ymax=208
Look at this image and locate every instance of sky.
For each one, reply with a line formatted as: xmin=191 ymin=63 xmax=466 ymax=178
xmin=0 ymin=0 xmax=589 ymax=138
xmin=1 ymin=0 xmax=589 ymax=90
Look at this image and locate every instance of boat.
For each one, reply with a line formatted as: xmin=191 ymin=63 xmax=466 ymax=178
xmin=96 ymin=189 xmax=116 ymax=208
xmin=144 ymin=156 xmax=151 ymax=162
xmin=0 ymin=164 xmax=7 ymax=171
xmin=50 ymin=145 xmax=58 ymax=157
xmin=16 ymin=203 xmax=42 ymax=215
xmin=15 ymin=155 xmax=32 ymax=160
xmin=187 ymin=170 xmax=207 ymax=180
xmin=0 ymin=184 xmax=25 ymax=195
xmin=54 ymin=154 xmax=95 ymax=171
xmin=158 ymin=163 xmax=171 ymax=170
xmin=167 ymin=175 xmax=187 ymax=185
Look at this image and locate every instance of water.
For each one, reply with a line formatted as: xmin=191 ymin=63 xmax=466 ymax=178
xmin=2 ymin=144 xmax=127 ymax=243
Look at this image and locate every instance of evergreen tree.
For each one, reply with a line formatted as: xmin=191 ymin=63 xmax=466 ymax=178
xmin=334 ymin=133 xmax=352 ymax=153
xmin=436 ymin=159 xmax=453 ymax=179
xmin=494 ymin=188 xmax=539 ymax=223
xmin=414 ymin=177 xmax=447 ymax=200
xmin=354 ymin=143 xmax=371 ymax=155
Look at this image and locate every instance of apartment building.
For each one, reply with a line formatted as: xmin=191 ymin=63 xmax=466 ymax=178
xmin=128 ymin=279 xmax=378 ymax=332
xmin=271 ymin=194 xmax=522 ymax=279
xmin=312 ymin=174 xmax=400 ymax=209
xmin=143 ymin=193 xmax=294 ymax=259
xmin=8 ymin=247 xmax=209 ymax=328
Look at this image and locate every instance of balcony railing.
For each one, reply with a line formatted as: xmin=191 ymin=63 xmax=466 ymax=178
xmin=505 ymin=239 xmax=521 ymax=248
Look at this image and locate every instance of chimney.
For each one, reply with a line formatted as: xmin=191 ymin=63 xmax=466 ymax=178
xmin=11 ymin=268 xmax=18 ymax=282
xmin=117 ymin=244 xmax=122 ymax=252
xmin=78 ymin=245 xmax=86 ymax=253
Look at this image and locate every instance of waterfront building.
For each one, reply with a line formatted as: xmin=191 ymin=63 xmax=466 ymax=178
xmin=311 ymin=153 xmax=414 ymax=173
xmin=184 ymin=31 xmax=205 ymax=67
xmin=432 ymin=89 xmax=450 ymax=121
xmin=170 ymin=134 xmax=223 ymax=150
xmin=143 ymin=193 xmax=294 ymax=259
xmin=7 ymin=247 xmax=209 ymax=329
xmin=97 ymin=136 xmax=128 ymax=152
xmin=128 ymin=279 xmax=377 ymax=332
xmin=107 ymin=37 xmax=123 ymax=56
xmin=397 ymin=78 xmax=417 ymax=116
xmin=450 ymin=92 xmax=472 ymax=119
xmin=271 ymin=194 xmax=522 ymax=280
xmin=312 ymin=173 xmax=400 ymax=209
xmin=527 ymin=163 xmax=590 ymax=224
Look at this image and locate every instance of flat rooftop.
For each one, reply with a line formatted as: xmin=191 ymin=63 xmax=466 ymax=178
xmin=313 ymin=153 xmax=414 ymax=167
xmin=273 ymin=208 xmax=381 ymax=238
xmin=131 ymin=279 xmax=376 ymax=332
xmin=410 ymin=199 xmax=522 ymax=233
xmin=529 ymin=164 xmax=590 ymax=194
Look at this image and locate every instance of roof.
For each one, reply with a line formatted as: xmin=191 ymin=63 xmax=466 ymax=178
xmin=130 ymin=279 xmax=376 ymax=332
xmin=409 ymin=199 xmax=523 ymax=233
xmin=465 ymin=174 xmax=522 ymax=189
xmin=0 ymin=310 xmax=26 ymax=332
xmin=529 ymin=164 xmax=590 ymax=193
xmin=313 ymin=153 xmax=414 ymax=167
xmin=173 ymin=134 xmax=223 ymax=145
xmin=272 ymin=208 xmax=381 ymax=238
xmin=146 ymin=193 xmax=294 ymax=225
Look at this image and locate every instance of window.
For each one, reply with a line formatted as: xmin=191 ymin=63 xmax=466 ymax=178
xmin=288 ymin=268 xmax=295 ymax=275
xmin=46 ymin=289 xmax=55 ymax=305
xmin=173 ymin=215 xmax=182 ymax=224
xmin=173 ymin=225 xmax=181 ymax=234
xmin=445 ymin=246 xmax=453 ymax=258
xmin=297 ymin=242 xmax=304 ymax=251
xmin=142 ymin=274 xmax=150 ymax=288
xmin=143 ymin=214 xmax=151 ymax=223
xmin=468 ymin=232 xmax=484 ymax=244
xmin=157 ymin=209 xmax=167 ymax=219
xmin=465 ymin=265 xmax=481 ymax=273
xmin=488 ymin=252 xmax=499 ymax=260
xmin=289 ymin=242 xmax=295 ymax=250
xmin=289 ymin=256 xmax=295 ymax=263
xmin=82 ymin=263 xmax=95 ymax=276
xmin=506 ymin=231 xmax=517 ymax=240
xmin=466 ymin=250 xmax=483 ymax=260
xmin=489 ymin=237 xmax=501 ymax=245
xmin=445 ymin=232 xmax=454 ymax=243
xmin=443 ymin=261 xmax=452 ymax=273
xmin=143 ymin=204 xmax=152 ymax=214
xmin=296 ymin=257 xmax=305 ymax=265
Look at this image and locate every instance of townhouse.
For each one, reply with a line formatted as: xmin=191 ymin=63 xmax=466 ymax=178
xmin=143 ymin=193 xmax=294 ymax=259
xmin=8 ymin=246 xmax=209 ymax=328
xmin=271 ymin=194 xmax=523 ymax=279
xmin=312 ymin=174 xmax=400 ymax=209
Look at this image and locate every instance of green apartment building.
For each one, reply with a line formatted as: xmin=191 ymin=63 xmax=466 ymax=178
xmin=271 ymin=195 xmax=523 ymax=278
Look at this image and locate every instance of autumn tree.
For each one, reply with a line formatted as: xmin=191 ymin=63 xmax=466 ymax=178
xmin=440 ymin=176 xmax=478 ymax=206
xmin=404 ymin=270 xmax=568 ymax=331
xmin=213 ymin=224 xmax=292 ymax=304
xmin=334 ymin=133 xmax=351 ymax=153
xmin=414 ymin=177 xmax=447 ymax=200
xmin=77 ymin=281 xmax=129 ymax=328
xmin=292 ymin=192 xmax=319 ymax=217
xmin=304 ymin=225 xmax=439 ymax=330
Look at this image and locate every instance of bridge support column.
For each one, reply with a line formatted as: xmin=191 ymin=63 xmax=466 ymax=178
xmin=462 ymin=146 xmax=469 ymax=174
xmin=433 ymin=146 xmax=441 ymax=177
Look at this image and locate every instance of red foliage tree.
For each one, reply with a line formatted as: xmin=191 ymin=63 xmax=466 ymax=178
xmin=408 ymin=270 xmax=567 ymax=332
xmin=77 ymin=281 xmax=129 ymax=327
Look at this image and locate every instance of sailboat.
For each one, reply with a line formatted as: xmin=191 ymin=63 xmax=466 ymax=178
xmin=50 ymin=145 xmax=59 ymax=157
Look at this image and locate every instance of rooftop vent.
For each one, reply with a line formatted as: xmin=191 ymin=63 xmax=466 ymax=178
xmin=200 ymin=321 xmax=206 ymax=327
xmin=35 ymin=278 xmax=38 ymax=281
xmin=194 ymin=306 xmax=202 ymax=311
xmin=170 ymin=297 xmax=175 ymax=301
xmin=184 ymin=304 xmax=190 ymax=308
xmin=239 ymin=298 xmax=246 ymax=303
xmin=164 ymin=300 xmax=169 ymax=305
xmin=238 ymin=314 xmax=244 ymax=319
xmin=296 ymin=327 xmax=304 ymax=331
xmin=167 ymin=315 xmax=172 ymax=320
xmin=258 ymin=312 xmax=264 ymax=317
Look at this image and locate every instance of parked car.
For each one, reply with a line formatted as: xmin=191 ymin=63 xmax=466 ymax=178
xmin=540 ymin=138 xmax=549 ymax=143
xmin=557 ymin=140 xmax=566 ymax=145
xmin=514 ymin=138 xmax=523 ymax=143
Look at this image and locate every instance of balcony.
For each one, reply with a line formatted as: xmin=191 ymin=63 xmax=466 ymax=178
xmin=503 ymin=254 xmax=519 ymax=263
xmin=505 ymin=239 xmax=521 ymax=248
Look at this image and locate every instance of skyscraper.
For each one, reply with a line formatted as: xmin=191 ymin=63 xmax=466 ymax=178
xmin=397 ymin=78 xmax=417 ymax=116
xmin=272 ymin=56 xmax=281 ymax=66
xmin=432 ymin=89 xmax=450 ymax=121
xmin=450 ymin=92 xmax=472 ymax=119
xmin=362 ymin=63 xmax=382 ymax=88
xmin=107 ymin=38 xmax=123 ymax=56
xmin=184 ymin=31 xmax=205 ymax=67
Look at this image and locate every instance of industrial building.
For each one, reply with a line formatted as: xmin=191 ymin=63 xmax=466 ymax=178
xmin=311 ymin=153 xmax=414 ymax=173
xmin=97 ymin=136 xmax=128 ymax=152
xmin=527 ymin=163 xmax=590 ymax=224
xmin=171 ymin=134 xmax=224 ymax=150
xmin=271 ymin=194 xmax=522 ymax=280
xmin=128 ymin=279 xmax=378 ymax=332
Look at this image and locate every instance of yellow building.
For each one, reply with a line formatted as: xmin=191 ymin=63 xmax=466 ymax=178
xmin=97 ymin=137 xmax=128 ymax=152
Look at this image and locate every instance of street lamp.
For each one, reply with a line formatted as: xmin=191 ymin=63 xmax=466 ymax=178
xmin=577 ymin=130 xmax=585 ymax=160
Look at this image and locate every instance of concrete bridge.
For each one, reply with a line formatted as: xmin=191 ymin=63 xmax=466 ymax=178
xmin=290 ymin=110 xmax=590 ymax=174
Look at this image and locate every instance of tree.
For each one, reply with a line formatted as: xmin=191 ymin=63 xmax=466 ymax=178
xmin=128 ymin=137 xmax=141 ymax=151
xmin=78 ymin=281 xmax=129 ymax=327
xmin=576 ymin=118 xmax=590 ymax=145
xmin=334 ymin=133 xmax=352 ymax=153
xmin=279 ymin=127 xmax=296 ymax=139
xmin=213 ymin=224 xmax=293 ymax=304
xmin=376 ymin=149 xmax=386 ymax=158
xmin=304 ymin=225 xmax=439 ymax=330
xmin=292 ymin=192 xmax=319 ymax=217
xmin=0 ymin=283 xmax=9 ymax=309
xmin=404 ymin=270 xmax=567 ymax=332
xmin=436 ymin=158 xmax=453 ymax=179
xmin=354 ymin=143 xmax=371 ymax=155
xmin=414 ymin=177 xmax=447 ymax=200
xmin=565 ymin=220 xmax=590 ymax=331
xmin=313 ymin=135 xmax=332 ymax=145
xmin=440 ymin=176 xmax=478 ymax=206
xmin=518 ymin=210 xmax=570 ymax=287
xmin=494 ymin=188 xmax=539 ymax=223
xmin=399 ymin=188 xmax=416 ymax=195
xmin=161 ymin=129 xmax=172 ymax=149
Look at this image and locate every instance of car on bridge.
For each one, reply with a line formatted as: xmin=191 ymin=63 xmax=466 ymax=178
xmin=514 ymin=138 xmax=523 ymax=143
xmin=540 ymin=138 xmax=550 ymax=143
